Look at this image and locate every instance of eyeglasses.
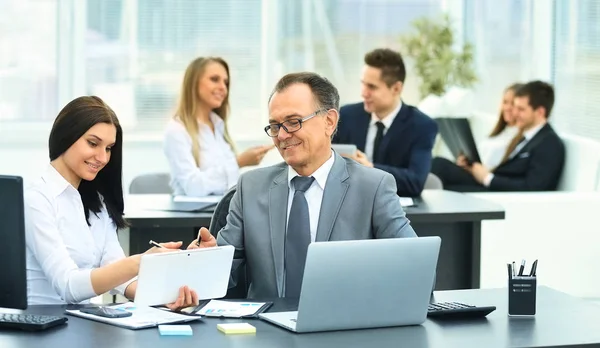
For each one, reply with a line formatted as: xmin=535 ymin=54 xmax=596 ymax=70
xmin=264 ymin=109 xmax=326 ymax=137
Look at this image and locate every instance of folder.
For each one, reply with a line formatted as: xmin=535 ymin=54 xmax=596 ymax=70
xmin=435 ymin=117 xmax=481 ymax=164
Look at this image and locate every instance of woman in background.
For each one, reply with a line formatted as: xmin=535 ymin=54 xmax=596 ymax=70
xmin=164 ymin=57 xmax=273 ymax=197
xmin=474 ymin=82 xmax=524 ymax=169
xmin=25 ymin=96 xmax=197 ymax=308
xmin=431 ymin=83 xmax=524 ymax=190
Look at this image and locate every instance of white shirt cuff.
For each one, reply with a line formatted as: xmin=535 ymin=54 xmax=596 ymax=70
xmin=112 ymin=276 xmax=137 ymax=297
xmin=483 ymin=173 xmax=495 ymax=187
xmin=67 ymin=268 xmax=97 ymax=303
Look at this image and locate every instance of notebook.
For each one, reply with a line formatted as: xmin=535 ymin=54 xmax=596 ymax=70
xmin=66 ymin=302 xmax=200 ymax=330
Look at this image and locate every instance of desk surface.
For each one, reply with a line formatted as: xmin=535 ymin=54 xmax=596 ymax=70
xmin=124 ymin=190 xmax=504 ymax=226
xmin=2 ymin=286 xmax=598 ymax=348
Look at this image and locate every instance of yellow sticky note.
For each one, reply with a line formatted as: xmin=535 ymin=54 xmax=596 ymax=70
xmin=217 ymin=323 xmax=256 ymax=335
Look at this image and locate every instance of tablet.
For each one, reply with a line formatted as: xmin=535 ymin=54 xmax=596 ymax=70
xmin=332 ymin=144 xmax=357 ymax=157
xmin=134 ymin=245 xmax=235 ymax=306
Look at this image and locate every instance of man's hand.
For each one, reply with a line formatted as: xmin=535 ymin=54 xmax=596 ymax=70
xmin=187 ymin=227 xmax=217 ymax=250
xmin=456 ymin=155 xmax=470 ymax=170
xmin=470 ymin=162 xmax=491 ymax=184
xmin=165 ymin=285 xmax=199 ymax=311
xmin=351 ymin=150 xmax=374 ymax=168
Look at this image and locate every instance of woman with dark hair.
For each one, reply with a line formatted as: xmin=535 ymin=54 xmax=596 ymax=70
xmin=164 ymin=56 xmax=273 ymax=197
xmin=25 ymin=96 xmax=198 ymax=308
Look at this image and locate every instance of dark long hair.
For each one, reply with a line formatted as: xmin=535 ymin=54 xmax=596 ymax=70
xmin=49 ymin=96 xmax=127 ymax=229
xmin=489 ymin=83 xmax=524 ymax=137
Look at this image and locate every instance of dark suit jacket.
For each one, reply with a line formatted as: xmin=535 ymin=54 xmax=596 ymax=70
xmin=491 ymin=123 xmax=565 ymax=191
xmin=333 ymin=102 xmax=438 ymax=197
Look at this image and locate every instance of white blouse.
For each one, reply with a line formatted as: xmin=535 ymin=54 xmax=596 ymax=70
xmin=25 ymin=164 xmax=133 ymax=305
xmin=479 ymin=126 xmax=519 ymax=169
xmin=163 ymin=113 xmax=239 ymax=197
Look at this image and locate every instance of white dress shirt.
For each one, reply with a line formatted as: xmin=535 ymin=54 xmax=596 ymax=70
xmin=483 ymin=122 xmax=546 ymax=187
xmin=365 ymin=101 xmax=402 ymax=162
xmin=25 ymin=164 xmax=134 ymax=305
xmin=286 ymin=150 xmax=335 ymax=242
xmin=164 ymin=112 xmax=239 ymax=197
xmin=479 ymin=126 xmax=519 ymax=169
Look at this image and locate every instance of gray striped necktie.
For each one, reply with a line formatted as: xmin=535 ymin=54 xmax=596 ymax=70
xmin=284 ymin=176 xmax=315 ymax=298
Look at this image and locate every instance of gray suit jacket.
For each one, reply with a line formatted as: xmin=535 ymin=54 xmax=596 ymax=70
xmin=217 ymin=151 xmax=417 ymax=298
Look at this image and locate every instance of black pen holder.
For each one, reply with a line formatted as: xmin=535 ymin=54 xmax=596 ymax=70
xmin=508 ymin=276 xmax=536 ymax=316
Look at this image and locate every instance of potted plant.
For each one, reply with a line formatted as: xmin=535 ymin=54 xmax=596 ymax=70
xmin=400 ymin=13 xmax=477 ymax=116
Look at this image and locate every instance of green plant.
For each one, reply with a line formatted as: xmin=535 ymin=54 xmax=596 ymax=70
xmin=400 ymin=14 xmax=477 ymax=98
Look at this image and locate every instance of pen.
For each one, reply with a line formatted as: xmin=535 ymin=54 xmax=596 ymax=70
xmin=529 ymin=259 xmax=538 ymax=277
xmin=196 ymin=230 xmax=202 ymax=246
xmin=512 ymin=261 xmax=516 ymax=278
xmin=518 ymin=259 xmax=526 ymax=276
xmin=149 ymin=240 xmax=165 ymax=249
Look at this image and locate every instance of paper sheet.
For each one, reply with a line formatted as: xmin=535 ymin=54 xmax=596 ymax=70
xmin=66 ymin=302 xmax=200 ymax=330
xmin=173 ymin=195 xmax=223 ymax=203
xmin=399 ymin=197 xmax=415 ymax=207
xmin=197 ymin=300 xmax=268 ymax=318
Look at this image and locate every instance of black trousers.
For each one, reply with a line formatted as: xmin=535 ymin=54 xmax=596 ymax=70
xmin=430 ymin=157 xmax=488 ymax=192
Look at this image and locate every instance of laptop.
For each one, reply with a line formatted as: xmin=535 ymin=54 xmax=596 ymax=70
xmin=259 ymin=236 xmax=441 ymax=333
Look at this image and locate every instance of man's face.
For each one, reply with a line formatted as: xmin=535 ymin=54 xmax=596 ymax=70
xmin=513 ymin=96 xmax=545 ymax=131
xmin=268 ymin=83 xmax=337 ymax=175
xmin=361 ymin=65 xmax=402 ymax=115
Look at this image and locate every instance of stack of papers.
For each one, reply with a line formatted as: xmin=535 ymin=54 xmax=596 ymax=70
xmin=66 ymin=302 xmax=200 ymax=330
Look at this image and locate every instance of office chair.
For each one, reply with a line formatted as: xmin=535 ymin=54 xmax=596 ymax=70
xmin=129 ymin=173 xmax=172 ymax=194
xmin=208 ymin=186 xmax=248 ymax=299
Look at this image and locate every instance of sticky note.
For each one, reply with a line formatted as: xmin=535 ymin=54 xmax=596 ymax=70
xmin=217 ymin=323 xmax=256 ymax=335
xmin=158 ymin=324 xmax=193 ymax=336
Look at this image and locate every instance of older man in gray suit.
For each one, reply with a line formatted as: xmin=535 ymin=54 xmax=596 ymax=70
xmin=189 ymin=72 xmax=417 ymax=299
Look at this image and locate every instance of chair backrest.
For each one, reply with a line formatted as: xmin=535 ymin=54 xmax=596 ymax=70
xmin=556 ymin=134 xmax=600 ymax=191
xmin=207 ymin=186 xmax=248 ymax=299
xmin=424 ymin=173 xmax=443 ymax=190
xmin=208 ymin=185 xmax=237 ymax=237
xmin=129 ymin=173 xmax=172 ymax=194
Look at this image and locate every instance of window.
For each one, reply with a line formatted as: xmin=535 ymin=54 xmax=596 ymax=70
xmin=552 ymin=0 xmax=600 ymax=141
xmin=463 ymin=0 xmax=537 ymax=115
xmin=0 ymin=0 xmax=57 ymax=124
xmin=1 ymin=0 xmax=447 ymax=185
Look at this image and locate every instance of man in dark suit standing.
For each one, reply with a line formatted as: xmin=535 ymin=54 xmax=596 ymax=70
xmin=333 ymin=48 xmax=438 ymax=197
xmin=431 ymin=80 xmax=565 ymax=192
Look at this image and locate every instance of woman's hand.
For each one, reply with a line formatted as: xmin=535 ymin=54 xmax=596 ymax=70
xmin=237 ymin=145 xmax=274 ymax=167
xmin=165 ymin=286 xmax=199 ymax=311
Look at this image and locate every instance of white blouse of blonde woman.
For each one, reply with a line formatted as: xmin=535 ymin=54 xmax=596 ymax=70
xmin=164 ymin=58 xmax=272 ymax=197
xmin=458 ymin=85 xmax=520 ymax=170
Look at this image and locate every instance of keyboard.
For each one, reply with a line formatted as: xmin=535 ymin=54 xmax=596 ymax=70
xmin=427 ymin=302 xmax=496 ymax=319
xmin=0 ymin=313 xmax=68 ymax=331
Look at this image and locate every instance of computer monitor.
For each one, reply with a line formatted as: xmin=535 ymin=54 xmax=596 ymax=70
xmin=0 ymin=175 xmax=27 ymax=310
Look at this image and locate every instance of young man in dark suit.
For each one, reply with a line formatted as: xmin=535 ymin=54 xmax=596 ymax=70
xmin=431 ymin=80 xmax=565 ymax=192
xmin=333 ymin=48 xmax=438 ymax=197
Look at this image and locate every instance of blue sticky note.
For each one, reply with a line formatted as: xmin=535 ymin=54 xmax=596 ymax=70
xmin=158 ymin=324 xmax=193 ymax=336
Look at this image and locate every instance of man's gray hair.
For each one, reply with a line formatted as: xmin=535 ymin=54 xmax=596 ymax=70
xmin=269 ymin=72 xmax=340 ymax=111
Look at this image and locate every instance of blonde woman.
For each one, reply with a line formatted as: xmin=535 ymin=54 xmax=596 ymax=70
xmin=476 ymin=82 xmax=524 ymax=169
xmin=164 ymin=57 xmax=273 ymax=197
